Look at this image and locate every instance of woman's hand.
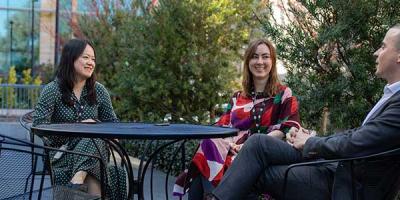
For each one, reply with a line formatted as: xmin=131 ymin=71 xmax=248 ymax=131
xmin=81 ymin=119 xmax=97 ymax=123
xmin=229 ymin=143 xmax=243 ymax=155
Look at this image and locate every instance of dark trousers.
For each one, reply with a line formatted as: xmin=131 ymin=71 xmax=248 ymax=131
xmin=212 ymin=134 xmax=335 ymax=200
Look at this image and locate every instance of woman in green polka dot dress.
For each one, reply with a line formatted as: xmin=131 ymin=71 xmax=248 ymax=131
xmin=33 ymin=39 xmax=126 ymax=199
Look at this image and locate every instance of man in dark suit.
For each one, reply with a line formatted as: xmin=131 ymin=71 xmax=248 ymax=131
xmin=206 ymin=25 xmax=400 ymax=200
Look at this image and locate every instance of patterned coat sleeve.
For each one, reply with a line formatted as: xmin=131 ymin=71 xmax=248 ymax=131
xmin=33 ymin=82 xmax=57 ymax=126
xmin=96 ymin=83 xmax=119 ymax=122
xmin=215 ymin=92 xmax=239 ymax=127
xmin=270 ymin=87 xmax=300 ymax=133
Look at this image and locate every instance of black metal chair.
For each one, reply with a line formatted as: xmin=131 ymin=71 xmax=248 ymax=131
xmin=19 ymin=110 xmax=34 ymax=132
xmin=282 ymin=147 xmax=400 ymax=200
xmin=0 ymin=133 xmax=104 ymax=200
xmin=20 ymin=111 xmax=131 ymax=199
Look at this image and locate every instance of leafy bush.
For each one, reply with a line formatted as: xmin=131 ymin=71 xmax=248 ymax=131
xmin=259 ymin=0 xmax=400 ymax=133
xmin=78 ymin=0 xmax=258 ymax=124
xmin=76 ymin=0 xmax=262 ymax=174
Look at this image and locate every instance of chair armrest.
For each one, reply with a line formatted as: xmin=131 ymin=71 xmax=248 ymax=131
xmin=282 ymin=147 xmax=400 ymax=199
xmin=286 ymin=146 xmax=400 ymax=170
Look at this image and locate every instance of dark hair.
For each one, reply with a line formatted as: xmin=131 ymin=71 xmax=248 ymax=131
xmin=242 ymin=39 xmax=280 ymax=97
xmin=56 ymin=38 xmax=97 ymax=106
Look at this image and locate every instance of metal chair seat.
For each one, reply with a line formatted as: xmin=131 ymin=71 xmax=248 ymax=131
xmin=0 ymin=133 xmax=106 ymax=200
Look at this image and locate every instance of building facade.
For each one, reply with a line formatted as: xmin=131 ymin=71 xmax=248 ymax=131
xmin=0 ymin=0 xmax=81 ymax=73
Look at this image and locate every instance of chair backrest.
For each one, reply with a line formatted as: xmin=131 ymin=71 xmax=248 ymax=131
xmin=19 ymin=110 xmax=34 ymax=132
xmin=0 ymin=133 xmax=104 ymax=200
xmin=360 ymin=150 xmax=400 ymax=200
xmin=282 ymin=147 xmax=400 ymax=200
xmin=388 ymin=176 xmax=400 ymax=200
xmin=382 ymin=156 xmax=400 ymax=200
xmin=0 ymin=134 xmax=52 ymax=199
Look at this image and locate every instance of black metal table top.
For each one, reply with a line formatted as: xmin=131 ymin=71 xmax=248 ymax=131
xmin=31 ymin=122 xmax=238 ymax=140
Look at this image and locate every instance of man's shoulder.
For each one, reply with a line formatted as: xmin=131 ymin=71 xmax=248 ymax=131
xmin=391 ymin=90 xmax=400 ymax=99
xmin=386 ymin=91 xmax=400 ymax=108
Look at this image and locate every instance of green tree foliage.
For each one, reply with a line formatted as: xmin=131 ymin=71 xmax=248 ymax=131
xmin=259 ymin=0 xmax=400 ymax=133
xmin=79 ymin=0 xmax=258 ymax=123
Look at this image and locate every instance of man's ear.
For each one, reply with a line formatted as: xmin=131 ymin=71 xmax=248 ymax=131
xmin=398 ymin=53 xmax=400 ymax=63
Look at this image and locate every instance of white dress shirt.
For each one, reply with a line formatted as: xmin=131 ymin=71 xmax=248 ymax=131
xmin=362 ymin=80 xmax=400 ymax=125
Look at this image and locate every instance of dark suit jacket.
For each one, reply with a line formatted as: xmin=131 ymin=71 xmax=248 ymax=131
xmin=303 ymin=91 xmax=400 ymax=200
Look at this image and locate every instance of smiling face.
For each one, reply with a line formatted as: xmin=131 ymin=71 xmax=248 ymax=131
xmin=248 ymin=43 xmax=272 ymax=81
xmin=373 ymin=27 xmax=400 ymax=84
xmin=74 ymin=44 xmax=96 ymax=82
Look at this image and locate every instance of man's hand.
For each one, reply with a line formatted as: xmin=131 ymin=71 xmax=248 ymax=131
xmin=286 ymin=127 xmax=298 ymax=145
xmin=292 ymin=128 xmax=313 ymax=150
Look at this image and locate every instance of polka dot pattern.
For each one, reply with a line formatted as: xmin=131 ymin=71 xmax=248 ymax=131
xmin=33 ymin=80 xmax=126 ymax=199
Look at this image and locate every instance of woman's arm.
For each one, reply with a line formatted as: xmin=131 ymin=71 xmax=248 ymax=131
xmin=33 ymin=82 xmax=57 ymax=126
xmin=215 ymin=92 xmax=240 ymax=127
xmin=268 ymin=87 xmax=301 ymax=139
xmin=96 ymin=83 xmax=118 ymax=122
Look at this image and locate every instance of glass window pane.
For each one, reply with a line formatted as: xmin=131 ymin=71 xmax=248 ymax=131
xmin=10 ymin=0 xmax=31 ymax=9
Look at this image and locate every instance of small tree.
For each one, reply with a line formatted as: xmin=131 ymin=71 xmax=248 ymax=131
xmin=259 ymin=0 xmax=400 ymax=133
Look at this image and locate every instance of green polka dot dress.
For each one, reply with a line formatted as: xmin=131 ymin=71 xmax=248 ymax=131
xmin=33 ymin=80 xmax=127 ymax=200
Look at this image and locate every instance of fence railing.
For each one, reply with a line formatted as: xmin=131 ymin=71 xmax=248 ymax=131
xmin=0 ymin=84 xmax=43 ymax=113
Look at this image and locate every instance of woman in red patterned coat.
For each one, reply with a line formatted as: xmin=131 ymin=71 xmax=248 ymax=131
xmin=174 ymin=39 xmax=301 ymax=199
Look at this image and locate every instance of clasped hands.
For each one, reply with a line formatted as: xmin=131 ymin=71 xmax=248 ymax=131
xmin=229 ymin=130 xmax=284 ymax=154
xmin=286 ymin=127 xmax=316 ymax=150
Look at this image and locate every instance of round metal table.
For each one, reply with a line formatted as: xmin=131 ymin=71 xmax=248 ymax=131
xmin=31 ymin=122 xmax=238 ymax=200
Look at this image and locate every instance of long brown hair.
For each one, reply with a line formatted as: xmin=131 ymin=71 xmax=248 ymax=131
xmin=242 ymin=39 xmax=280 ymax=97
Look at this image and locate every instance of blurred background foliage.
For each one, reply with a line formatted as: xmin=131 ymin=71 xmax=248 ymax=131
xmin=78 ymin=0 xmax=262 ymax=124
xmin=77 ymin=0 xmax=263 ymax=174
xmin=76 ymin=0 xmax=400 ymax=133
xmin=259 ymin=0 xmax=400 ymax=134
